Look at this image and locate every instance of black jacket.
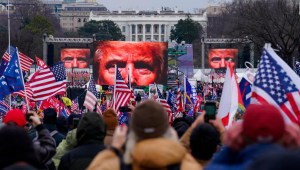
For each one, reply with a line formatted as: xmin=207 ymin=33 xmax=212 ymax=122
xmin=58 ymin=112 xmax=106 ymax=170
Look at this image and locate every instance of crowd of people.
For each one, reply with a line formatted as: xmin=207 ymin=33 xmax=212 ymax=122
xmin=1 ymin=99 xmax=300 ymax=170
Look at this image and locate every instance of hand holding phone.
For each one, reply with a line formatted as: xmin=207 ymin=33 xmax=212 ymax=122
xmin=119 ymin=106 xmax=132 ymax=113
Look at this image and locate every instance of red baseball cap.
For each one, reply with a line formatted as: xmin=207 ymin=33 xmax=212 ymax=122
xmin=3 ymin=109 xmax=27 ymax=127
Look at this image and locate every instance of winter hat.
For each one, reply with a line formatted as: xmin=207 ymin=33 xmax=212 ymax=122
xmin=242 ymin=104 xmax=284 ymax=143
xmin=43 ymin=108 xmax=57 ymax=125
xmin=3 ymin=109 xmax=26 ymax=127
xmin=102 ymin=109 xmax=118 ymax=130
xmin=131 ymin=100 xmax=169 ymax=139
xmin=76 ymin=112 xmax=106 ymax=144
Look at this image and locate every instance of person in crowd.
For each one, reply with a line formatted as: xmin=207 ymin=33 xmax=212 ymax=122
xmin=205 ymin=104 xmax=288 ymax=170
xmin=58 ymin=112 xmax=106 ymax=170
xmin=56 ymin=116 xmax=68 ymax=136
xmin=42 ymin=108 xmax=66 ymax=146
xmin=67 ymin=113 xmax=81 ymax=131
xmin=3 ymin=109 xmax=57 ymax=170
xmin=52 ymin=129 xmax=77 ymax=168
xmin=61 ymin=48 xmax=89 ymax=68
xmin=135 ymin=93 xmax=142 ymax=104
xmin=0 ymin=125 xmax=40 ymax=169
xmin=102 ymin=108 xmax=118 ymax=145
xmin=93 ymin=41 xmax=167 ymax=86
xmin=87 ymin=100 xmax=201 ymax=170
xmin=172 ymin=114 xmax=194 ymax=138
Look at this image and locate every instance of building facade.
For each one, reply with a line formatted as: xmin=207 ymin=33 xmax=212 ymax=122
xmin=89 ymin=9 xmax=207 ymax=42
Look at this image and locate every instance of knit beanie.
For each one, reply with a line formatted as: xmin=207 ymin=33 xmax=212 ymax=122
xmin=131 ymin=100 xmax=169 ymax=139
xmin=43 ymin=108 xmax=57 ymax=125
xmin=3 ymin=109 xmax=26 ymax=127
xmin=102 ymin=109 xmax=118 ymax=130
xmin=242 ymin=104 xmax=285 ymax=143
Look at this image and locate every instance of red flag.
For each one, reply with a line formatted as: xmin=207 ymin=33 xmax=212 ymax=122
xmin=35 ymin=56 xmax=47 ymax=69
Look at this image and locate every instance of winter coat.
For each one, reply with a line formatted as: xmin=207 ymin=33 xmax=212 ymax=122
xmin=44 ymin=124 xmax=66 ymax=146
xmin=33 ymin=124 xmax=57 ymax=170
xmin=52 ymin=129 xmax=77 ymax=168
xmin=58 ymin=112 xmax=106 ymax=170
xmin=205 ymin=143 xmax=286 ymax=170
xmin=87 ymin=138 xmax=202 ymax=170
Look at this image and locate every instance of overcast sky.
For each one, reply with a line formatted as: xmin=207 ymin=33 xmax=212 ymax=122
xmin=97 ymin=0 xmax=229 ymax=13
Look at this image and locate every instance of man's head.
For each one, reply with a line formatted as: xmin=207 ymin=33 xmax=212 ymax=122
xmin=43 ymin=108 xmax=57 ymax=125
xmin=190 ymin=123 xmax=220 ymax=160
xmin=94 ymin=41 xmax=167 ymax=86
xmin=208 ymin=49 xmax=238 ymax=68
xmin=61 ymin=48 xmax=90 ymax=68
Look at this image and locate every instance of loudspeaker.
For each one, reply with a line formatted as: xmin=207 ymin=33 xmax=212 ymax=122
xmin=47 ymin=43 xmax=54 ymax=66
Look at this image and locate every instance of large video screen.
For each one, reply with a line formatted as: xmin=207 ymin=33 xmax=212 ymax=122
xmin=60 ymin=48 xmax=90 ymax=69
xmin=93 ymin=41 xmax=168 ymax=86
xmin=208 ymin=49 xmax=238 ymax=68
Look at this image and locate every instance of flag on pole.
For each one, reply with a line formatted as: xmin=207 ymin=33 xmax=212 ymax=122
xmin=83 ymin=76 xmax=97 ymax=112
xmin=13 ymin=83 xmax=33 ymax=99
xmin=0 ymin=59 xmax=8 ymax=77
xmin=3 ymin=46 xmax=33 ymax=72
xmin=35 ymin=56 xmax=47 ymax=69
xmin=218 ymin=64 xmax=244 ymax=127
xmin=0 ymin=48 xmax=25 ymax=99
xmin=113 ymin=66 xmax=132 ymax=116
xmin=251 ymin=44 xmax=300 ymax=124
xmin=71 ymin=97 xmax=79 ymax=113
xmin=28 ymin=62 xmax=66 ymax=101
xmin=156 ymin=84 xmax=173 ymax=124
xmin=239 ymin=70 xmax=254 ymax=108
xmin=176 ymin=86 xmax=184 ymax=116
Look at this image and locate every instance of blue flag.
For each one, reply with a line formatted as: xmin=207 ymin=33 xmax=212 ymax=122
xmin=239 ymin=77 xmax=252 ymax=108
xmin=0 ymin=48 xmax=24 ymax=99
xmin=0 ymin=60 xmax=8 ymax=77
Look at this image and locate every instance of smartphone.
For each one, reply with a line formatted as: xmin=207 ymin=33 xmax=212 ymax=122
xmin=119 ymin=106 xmax=132 ymax=113
xmin=204 ymin=101 xmax=217 ymax=123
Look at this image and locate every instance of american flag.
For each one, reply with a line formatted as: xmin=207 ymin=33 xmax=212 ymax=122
xmin=156 ymin=84 xmax=173 ymax=123
xmin=28 ymin=62 xmax=66 ymax=101
xmin=96 ymin=103 xmax=102 ymax=115
xmin=0 ymin=100 xmax=9 ymax=113
xmin=71 ymin=97 xmax=79 ymax=113
xmin=3 ymin=46 xmax=33 ymax=72
xmin=251 ymin=45 xmax=300 ymax=124
xmin=13 ymin=83 xmax=33 ymax=100
xmin=176 ymin=86 xmax=183 ymax=117
xmin=35 ymin=56 xmax=47 ymax=69
xmin=83 ymin=76 xmax=97 ymax=112
xmin=114 ymin=66 xmax=132 ymax=116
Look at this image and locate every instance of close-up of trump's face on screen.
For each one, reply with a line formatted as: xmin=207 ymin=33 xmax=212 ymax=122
xmin=60 ymin=48 xmax=90 ymax=69
xmin=93 ymin=41 xmax=167 ymax=86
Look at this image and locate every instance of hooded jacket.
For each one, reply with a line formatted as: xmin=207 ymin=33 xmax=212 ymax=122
xmin=87 ymin=138 xmax=202 ymax=170
xmin=58 ymin=112 xmax=106 ymax=170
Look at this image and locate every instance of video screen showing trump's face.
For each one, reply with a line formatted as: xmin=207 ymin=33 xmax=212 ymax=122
xmin=60 ymin=48 xmax=90 ymax=69
xmin=208 ymin=49 xmax=238 ymax=68
xmin=93 ymin=41 xmax=168 ymax=86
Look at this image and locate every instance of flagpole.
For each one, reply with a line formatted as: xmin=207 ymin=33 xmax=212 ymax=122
xmin=113 ymin=65 xmax=117 ymax=110
xmin=7 ymin=0 xmax=11 ymax=109
xmin=128 ymin=67 xmax=131 ymax=89
xmin=183 ymin=75 xmax=186 ymax=107
xmin=16 ymin=48 xmax=29 ymax=112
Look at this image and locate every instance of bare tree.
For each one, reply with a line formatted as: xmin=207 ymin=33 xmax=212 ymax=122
xmin=221 ymin=0 xmax=300 ymax=66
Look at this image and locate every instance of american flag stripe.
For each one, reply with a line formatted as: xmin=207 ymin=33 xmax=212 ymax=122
xmin=29 ymin=62 xmax=66 ymax=101
xmin=114 ymin=67 xmax=132 ymax=116
xmin=3 ymin=51 xmax=33 ymax=71
xmin=251 ymin=46 xmax=300 ymax=124
xmin=156 ymin=84 xmax=173 ymax=123
xmin=83 ymin=77 xmax=98 ymax=111
xmin=13 ymin=83 xmax=33 ymax=99
xmin=71 ymin=98 xmax=79 ymax=113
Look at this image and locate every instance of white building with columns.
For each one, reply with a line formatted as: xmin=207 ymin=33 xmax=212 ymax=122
xmin=89 ymin=8 xmax=207 ymax=42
